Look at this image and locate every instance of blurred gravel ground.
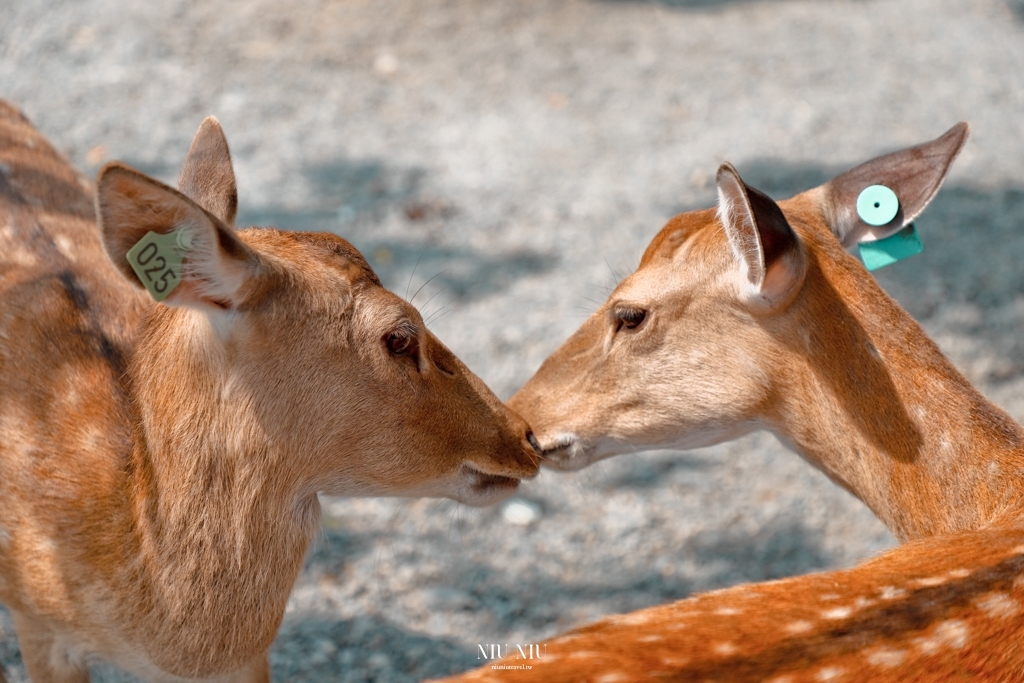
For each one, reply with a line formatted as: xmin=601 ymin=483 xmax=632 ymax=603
xmin=2 ymin=0 xmax=1024 ymax=680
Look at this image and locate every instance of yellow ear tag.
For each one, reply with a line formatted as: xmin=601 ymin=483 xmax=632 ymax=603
xmin=126 ymin=229 xmax=190 ymax=302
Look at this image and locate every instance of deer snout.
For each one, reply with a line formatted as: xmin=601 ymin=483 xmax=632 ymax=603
xmin=504 ymin=407 xmax=542 ymax=478
xmin=498 ymin=431 xmax=542 ymax=480
xmin=526 ymin=430 xmax=543 ymax=455
xmin=455 ymin=427 xmax=539 ymax=507
xmin=462 ymin=425 xmax=540 ymax=482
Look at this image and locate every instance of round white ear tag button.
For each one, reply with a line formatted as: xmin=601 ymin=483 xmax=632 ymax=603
xmin=856 ymin=185 xmax=899 ymax=226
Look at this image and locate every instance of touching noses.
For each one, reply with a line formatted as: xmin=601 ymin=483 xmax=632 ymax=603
xmin=526 ymin=430 xmax=543 ymax=455
xmin=506 ymin=410 xmax=542 ymax=478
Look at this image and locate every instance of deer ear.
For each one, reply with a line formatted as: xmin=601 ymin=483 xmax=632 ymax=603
xmin=717 ymin=163 xmax=804 ymax=306
xmin=178 ymin=116 xmax=238 ymax=227
xmin=97 ymin=162 xmax=263 ymax=309
xmin=821 ymin=122 xmax=968 ymax=247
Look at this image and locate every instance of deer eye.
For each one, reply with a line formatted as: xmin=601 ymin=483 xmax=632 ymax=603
xmin=614 ymin=307 xmax=647 ymax=331
xmin=385 ymin=329 xmax=420 ymax=359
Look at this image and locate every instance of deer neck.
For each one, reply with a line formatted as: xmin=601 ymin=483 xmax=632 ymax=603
xmin=121 ymin=307 xmax=320 ymax=672
xmin=765 ymin=234 xmax=1024 ymax=542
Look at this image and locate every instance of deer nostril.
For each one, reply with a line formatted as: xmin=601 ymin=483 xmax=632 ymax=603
xmin=526 ymin=431 xmax=542 ymax=456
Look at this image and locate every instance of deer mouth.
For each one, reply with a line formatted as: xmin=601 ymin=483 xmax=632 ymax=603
xmin=470 ymin=471 xmax=521 ymax=493
xmin=457 ymin=464 xmax=521 ymax=505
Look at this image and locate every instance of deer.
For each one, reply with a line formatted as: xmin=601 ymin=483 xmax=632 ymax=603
xmin=0 ymin=99 xmax=541 ymax=683
xmin=436 ymin=122 xmax=1024 ymax=681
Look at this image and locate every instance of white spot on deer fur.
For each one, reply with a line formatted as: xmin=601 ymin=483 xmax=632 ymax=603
xmin=1010 ymin=545 xmax=1024 ymax=556
xmin=714 ymin=642 xmax=738 ymax=655
xmin=988 ymin=460 xmax=1000 ymax=476
xmin=914 ymin=620 xmax=969 ymax=654
xmin=1 ymin=413 xmax=36 ymax=461
xmin=935 ymin=620 xmax=968 ymax=648
xmin=976 ymin=592 xmax=1019 ymax=619
xmin=569 ymin=651 xmax=600 ymax=659
xmin=79 ymin=427 xmax=105 ymax=455
xmin=914 ymin=576 xmax=947 ymax=587
xmin=661 ymin=655 xmax=688 ymax=667
xmin=596 ymin=674 xmax=629 ymax=683
xmin=948 ymin=568 xmax=971 ymax=579
xmin=815 ymin=666 xmax=845 ymax=681
xmin=879 ymin=586 xmax=906 ymax=600
xmin=914 ymin=635 xmax=941 ymax=654
xmin=54 ymin=234 xmax=76 ymax=261
xmin=819 ymin=593 xmax=840 ymax=601
xmin=865 ymin=647 xmax=906 ymax=668
xmin=785 ymin=620 xmax=813 ymax=634
xmin=715 ymin=607 xmax=741 ymax=615
xmin=63 ymin=385 xmax=81 ymax=409
xmin=638 ymin=635 xmax=663 ymax=642
xmin=822 ymin=606 xmax=852 ymax=620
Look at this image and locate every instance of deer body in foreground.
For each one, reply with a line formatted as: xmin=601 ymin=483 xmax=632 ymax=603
xmin=440 ymin=123 xmax=1024 ymax=681
xmin=0 ymin=101 xmax=538 ymax=683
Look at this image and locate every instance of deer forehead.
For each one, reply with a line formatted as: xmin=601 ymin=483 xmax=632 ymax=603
xmin=240 ymin=228 xmax=381 ymax=298
xmin=614 ymin=248 xmax=731 ymax=312
xmin=632 ymin=207 xmax=783 ymax=305
xmin=640 ymin=207 xmax=722 ymax=267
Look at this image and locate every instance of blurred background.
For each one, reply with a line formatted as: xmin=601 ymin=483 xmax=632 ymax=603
xmin=3 ymin=0 xmax=1024 ymax=680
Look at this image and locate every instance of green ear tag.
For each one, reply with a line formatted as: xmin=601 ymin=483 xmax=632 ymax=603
xmin=856 ymin=185 xmax=900 ymax=226
xmin=858 ymin=224 xmax=923 ymax=272
xmin=126 ymin=230 xmax=189 ymax=301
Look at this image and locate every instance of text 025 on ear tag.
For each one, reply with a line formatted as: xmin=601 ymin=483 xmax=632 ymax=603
xmin=859 ymin=224 xmax=923 ymax=272
xmin=126 ymin=230 xmax=188 ymax=301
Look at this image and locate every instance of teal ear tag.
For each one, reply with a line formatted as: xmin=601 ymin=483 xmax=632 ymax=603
xmin=126 ymin=229 xmax=191 ymax=301
xmin=858 ymin=224 xmax=923 ymax=271
xmin=855 ymin=184 xmax=922 ymax=271
xmin=856 ymin=185 xmax=900 ymax=226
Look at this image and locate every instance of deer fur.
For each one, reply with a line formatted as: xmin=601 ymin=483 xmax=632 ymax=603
xmin=0 ymin=101 xmax=539 ymax=682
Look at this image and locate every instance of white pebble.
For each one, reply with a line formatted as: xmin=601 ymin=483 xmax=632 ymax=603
xmin=502 ymin=499 xmax=541 ymax=526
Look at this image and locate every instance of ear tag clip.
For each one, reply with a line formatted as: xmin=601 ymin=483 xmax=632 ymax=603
xmin=856 ymin=185 xmax=922 ymax=271
xmin=126 ymin=228 xmax=191 ymax=301
xmin=859 ymin=224 xmax=923 ymax=272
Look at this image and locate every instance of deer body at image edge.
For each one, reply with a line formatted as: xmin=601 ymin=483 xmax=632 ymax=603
xmin=439 ymin=123 xmax=1024 ymax=681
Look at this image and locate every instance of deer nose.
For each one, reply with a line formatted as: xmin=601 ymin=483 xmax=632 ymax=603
xmin=526 ymin=430 xmax=543 ymax=456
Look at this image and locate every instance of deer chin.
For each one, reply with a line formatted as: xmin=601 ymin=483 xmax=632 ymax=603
xmin=450 ymin=464 xmax=523 ymax=506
